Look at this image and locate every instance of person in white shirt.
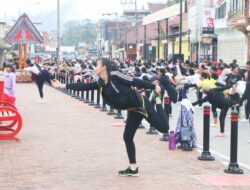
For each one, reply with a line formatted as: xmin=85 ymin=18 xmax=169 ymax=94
xmin=20 ymin=59 xmax=53 ymax=103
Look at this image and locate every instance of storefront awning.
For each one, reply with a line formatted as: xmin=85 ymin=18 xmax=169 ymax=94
xmin=143 ymin=2 xmax=185 ymax=26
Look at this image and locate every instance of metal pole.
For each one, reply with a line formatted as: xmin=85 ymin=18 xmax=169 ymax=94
xmin=135 ymin=0 xmax=138 ymax=59
xmin=157 ymin=21 xmax=160 ymax=59
xmin=165 ymin=18 xmax=169 ymax=60
xmin=57 ymin=0 xmax=60 ymax=73
xmin=144 ymin=25 xmax=147 ymax=59
xmin=116 ymin=13 xmax=119 ymax=42
xmin=179 ymin=0 xmax=183 ymax=59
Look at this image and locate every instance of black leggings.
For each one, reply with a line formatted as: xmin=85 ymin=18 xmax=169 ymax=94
xmin=245 ymin=100 xmax=250 ymax=120
xmin=219 ymin=106 xmax=230 ymax=133
xmin=123 ymin=97 xmax=169 ymax=164
xmin=36 ymin=71 xmax=52 ymax=98
xmin=196 ymin=90 xmax=203 ymax=107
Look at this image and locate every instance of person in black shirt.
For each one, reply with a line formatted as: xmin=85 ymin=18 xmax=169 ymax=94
xmin=51 ymin=58 xmax=169 ymax=177
xmin=192 ymin=85 xmax=236 ymax=137
xmin=18 ymin=59 xmax=53 ymax=103
xmin=225 ymin=64 xmax=242 ymax=113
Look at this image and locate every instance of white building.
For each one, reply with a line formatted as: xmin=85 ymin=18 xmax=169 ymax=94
xmin=188 ymin=0 xmax=248 ymax=65
xmin=215 ymin=0 xmax=248 ymax=65
xmin=188 ymin=0 xmax=215 ymax=63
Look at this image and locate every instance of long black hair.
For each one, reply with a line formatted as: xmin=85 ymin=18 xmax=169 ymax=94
xmin=100 ymin=58 xmax=117 ymax=76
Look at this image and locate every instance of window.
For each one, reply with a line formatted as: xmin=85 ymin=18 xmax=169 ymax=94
xmin=230 ymin=0 xmax=242 ymax=13
xmin=216 ymin=2 xmax=227 ymax=19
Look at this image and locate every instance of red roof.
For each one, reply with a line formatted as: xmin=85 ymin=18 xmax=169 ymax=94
xmin=4 ymin=13 xmax=43 ymax=44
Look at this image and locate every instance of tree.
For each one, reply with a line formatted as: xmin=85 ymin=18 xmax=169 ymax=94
xmin=61 ymin=19 xmax=97 ymax=46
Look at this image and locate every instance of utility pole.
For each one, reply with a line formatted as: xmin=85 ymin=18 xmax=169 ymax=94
xmin=179 ymin=0 xmax=183 ymax=60
xmin=121 ymin=0 xmax=138 ymax=59
xmin=135 ymin=0 xmax=138 ymax=59
xmin=57 ymin=0 xmax=60 ymax=71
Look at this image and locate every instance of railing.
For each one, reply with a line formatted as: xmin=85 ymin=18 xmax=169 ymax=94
xmin=228 ymin=7 xmax=250 ymax=20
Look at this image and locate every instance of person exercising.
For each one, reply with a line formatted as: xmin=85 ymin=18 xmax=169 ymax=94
xmin=52 ymin=58 xmax=169 ymax=177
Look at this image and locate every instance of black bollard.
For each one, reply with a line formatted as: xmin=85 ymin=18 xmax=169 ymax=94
xmin=198 ymin=106 xmax=215 ymax=161
xmin=94 ymin=90 xmax=101 ymax=108
xmin=224 ymin=111 xmax=243 ymax=174
xmin=100 ymin=99 xmax=108 ymax=112
xmin=115 ymin=109 xmax=124 ymax=119
xmin=160 ymin=97 xmax=170 ymax=141
xmin=84 ymin=90 xmax=90 ymax=103
xmin=89 ymin=89 xmax=95 ymax=106
xmin=84 ymin=78 xmax=90 ymax=103
xmin=75 ymin=90 xmax=81 ymax=99
xmin=79 ymin=90 xmax=85 ymax=101
xmin=107 ymin=106 xmax=116 ymax=115
xmin=64 ymin=75 xmax=69 ymax=94
xmin=146 ymin=125 xmax=158 ymax=134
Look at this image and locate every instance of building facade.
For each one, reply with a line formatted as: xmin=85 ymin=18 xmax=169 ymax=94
xmin=215 ymin=0 xmax=248 ymax=65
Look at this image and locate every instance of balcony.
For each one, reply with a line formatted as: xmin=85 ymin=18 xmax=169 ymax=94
xmin=228 ymin=8 xmax=250 ymax=29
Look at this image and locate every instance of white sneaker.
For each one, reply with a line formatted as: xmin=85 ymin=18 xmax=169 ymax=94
xmin=195 ymin=105 xmax=202 ymax=109
xmin=240 ymin=119 xmax=249 ymax=122
xmin=36 ymin=99 xmax=45 ymax=103
xmin=210 ymin=123 xmax=218 ymax=127
xmin=215 ymin=132 xmax=225 ymax=137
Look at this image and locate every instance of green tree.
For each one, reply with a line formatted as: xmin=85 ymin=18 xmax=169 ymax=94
xmin=61 ymin=19 xmax=96 ymax=46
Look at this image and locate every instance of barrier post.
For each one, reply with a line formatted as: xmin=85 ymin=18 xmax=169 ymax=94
xmin=198 ymin=106 xmax=215 ymax=161
xmin=160 ymin=97 xmax=170 ymax=141
xmin=100 ymin=99 xmax=108 ymax=112
xmin=115 ymin=109 xmax=124 ymax=119
xmin=146 ymin=125 xmax=158 ymax=135
xmin=107 ymin=106 xmax=116 ymax=115
xmin=84 ymin=78 xmax=90 ymax=103
xmin=89 ymin=88 xmax=95 ymax=106
xmin=224 ymin=111 xmax=244 ymax=174
xmin=94 ymin=90 xmax=101 ymax=108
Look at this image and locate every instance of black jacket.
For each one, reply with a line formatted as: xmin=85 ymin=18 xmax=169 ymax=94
xmin=159 ymin=75 xmax=178 ymax=103
xmin=66 ymin=71 xmax=155 ymax=110
xmin=192 ymin=85 xmax=233 ymax=109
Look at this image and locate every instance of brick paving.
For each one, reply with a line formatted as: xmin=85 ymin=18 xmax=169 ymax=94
xmin=0 ymin=83 xmax=250 ymax=190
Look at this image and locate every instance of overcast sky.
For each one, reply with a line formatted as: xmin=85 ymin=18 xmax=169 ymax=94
xmin=0 ymin=0 xmax=166 ymax=31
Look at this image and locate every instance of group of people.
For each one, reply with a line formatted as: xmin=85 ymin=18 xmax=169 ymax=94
xmin=2 ymin=56 xmax=250 ymax=177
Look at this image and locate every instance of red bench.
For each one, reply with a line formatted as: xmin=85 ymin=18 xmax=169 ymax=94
xmin=0 ymin=76 xmax=22 ymax=142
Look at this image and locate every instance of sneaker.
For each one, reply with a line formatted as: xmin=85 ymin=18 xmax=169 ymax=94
xmin=215 ymin=132 xmax=225 ymax=137
xmin=195 ymin=105 xmax=202 ymax=109
xmin=240 ymin=119 xmax=249 ymax=122
xmin=36 ymin=99 xmax=43 ymax=103
xmin=210 ymin=123 xmax=218 ymax=127
xmin=118 ymin=167 xmax=139 ymax=177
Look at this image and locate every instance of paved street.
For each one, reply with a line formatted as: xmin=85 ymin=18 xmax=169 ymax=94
xmin=0 ymin=83 xmax=250 ymax=190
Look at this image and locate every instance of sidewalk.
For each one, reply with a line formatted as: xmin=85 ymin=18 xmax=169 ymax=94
xmin=0 ymin=83 xmax=250 ymax=190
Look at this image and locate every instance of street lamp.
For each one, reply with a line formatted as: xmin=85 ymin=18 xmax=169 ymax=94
xmin=18 ymin=2 xmax=40 ymax=16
